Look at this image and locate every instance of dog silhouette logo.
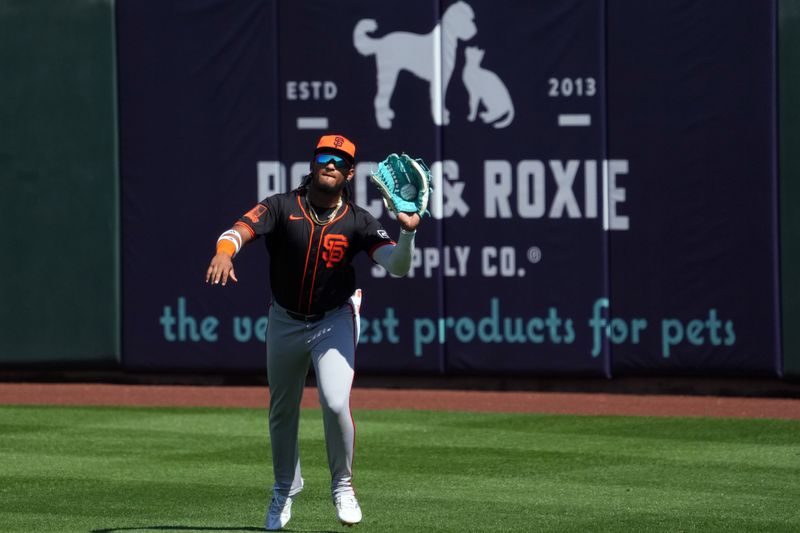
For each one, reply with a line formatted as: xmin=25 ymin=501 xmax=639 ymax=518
xmin=355 ymin=1 xmax=516 ymax=129
xmin=353 ymin=2 xmax=513 ymax=129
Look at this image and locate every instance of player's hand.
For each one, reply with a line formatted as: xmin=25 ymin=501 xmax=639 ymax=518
xmin=398 ymin=212 xmax=421 ymax=232
xmin=206 ymin=253 xmax=238 ymax=286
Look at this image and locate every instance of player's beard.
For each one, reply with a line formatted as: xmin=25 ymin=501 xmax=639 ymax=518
xmin=312 ymin=170 xmax=347 ymax=197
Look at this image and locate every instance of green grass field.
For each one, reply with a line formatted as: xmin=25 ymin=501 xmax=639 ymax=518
xmin=1 ymin=405 xmax=798 ymax=532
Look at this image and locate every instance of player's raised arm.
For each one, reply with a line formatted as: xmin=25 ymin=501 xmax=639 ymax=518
xmin=371 ymin=214 xmax=421 ymax=277
xmin=205 ymin=223 xmax=254 ymax=286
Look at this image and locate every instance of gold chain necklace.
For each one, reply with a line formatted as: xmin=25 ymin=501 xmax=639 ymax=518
xmin=307 ymin=197 xmax=343 ymax=226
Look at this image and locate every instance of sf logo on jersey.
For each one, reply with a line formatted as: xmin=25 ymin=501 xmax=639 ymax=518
xmin=322 ymin=234 xmax=349 ymax=267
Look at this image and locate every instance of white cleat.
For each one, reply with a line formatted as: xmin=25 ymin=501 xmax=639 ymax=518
xmin=334 ymin=492 xmax=362 ymax=526
xmin=265 ymin=493 xmax=294 ymax=531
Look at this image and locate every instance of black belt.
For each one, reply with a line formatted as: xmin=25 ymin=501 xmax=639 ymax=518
xmin=285 ymin=309 xmax=327 ymax=322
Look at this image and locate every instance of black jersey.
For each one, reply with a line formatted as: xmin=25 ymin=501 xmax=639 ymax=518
xmin=236 ymin=189 xmax=394 ymax=314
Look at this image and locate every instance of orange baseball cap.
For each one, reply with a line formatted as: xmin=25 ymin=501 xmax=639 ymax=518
xmin=315 ymin=134 xmax=356 ymax=163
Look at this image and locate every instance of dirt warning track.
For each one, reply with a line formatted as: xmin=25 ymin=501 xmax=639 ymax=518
xmin=1 ymin=383 xmax=799 ymax=420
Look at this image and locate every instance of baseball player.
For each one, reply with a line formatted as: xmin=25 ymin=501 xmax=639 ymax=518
xmin=205 ymin=134 xmax=421 ymax=530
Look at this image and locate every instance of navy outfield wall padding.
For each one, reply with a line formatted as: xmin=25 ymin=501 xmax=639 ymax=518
xmin=118 ymin=0 xmax=279 ymax=371
xmin=118 ymin=0 xmax=780 ymax=377
xmin=606 ymin=1 xmax=779 ymax=375
xmin=439 ymin=0 xmax=611 ymax=375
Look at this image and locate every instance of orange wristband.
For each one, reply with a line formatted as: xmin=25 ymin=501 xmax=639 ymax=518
xmin=216 ymin=239 xmax=236 ymax=257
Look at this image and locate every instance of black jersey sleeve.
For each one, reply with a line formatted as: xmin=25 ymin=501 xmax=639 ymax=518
xmin=236 ymin=196 xmax=280 ymax=238
xmin=358 ymin=210 xmax=396 ymax=259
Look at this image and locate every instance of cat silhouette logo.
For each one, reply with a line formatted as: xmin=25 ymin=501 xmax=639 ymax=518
xmin=353 ymin=1 xmax=513 ymax=129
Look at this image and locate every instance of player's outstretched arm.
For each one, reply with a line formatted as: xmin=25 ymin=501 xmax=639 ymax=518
xmin=205 ymin=225 xmax=253 ymax=286
xmin=372 ymin=214 xmax=421 ymax=277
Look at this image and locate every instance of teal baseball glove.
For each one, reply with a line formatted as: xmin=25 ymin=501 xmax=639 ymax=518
xmin=370 ymin=153 xmax=433 ymax=216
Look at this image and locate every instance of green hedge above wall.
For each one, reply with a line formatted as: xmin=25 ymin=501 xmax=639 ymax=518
xmin=780 ymin=0 xmax=800 ymax=377
xmin=0 ymin=0 xmax=119 ymax=363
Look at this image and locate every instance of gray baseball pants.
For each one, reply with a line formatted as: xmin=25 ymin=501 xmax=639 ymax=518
xmin=266 ymin=294 xmax=361 ymax=499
